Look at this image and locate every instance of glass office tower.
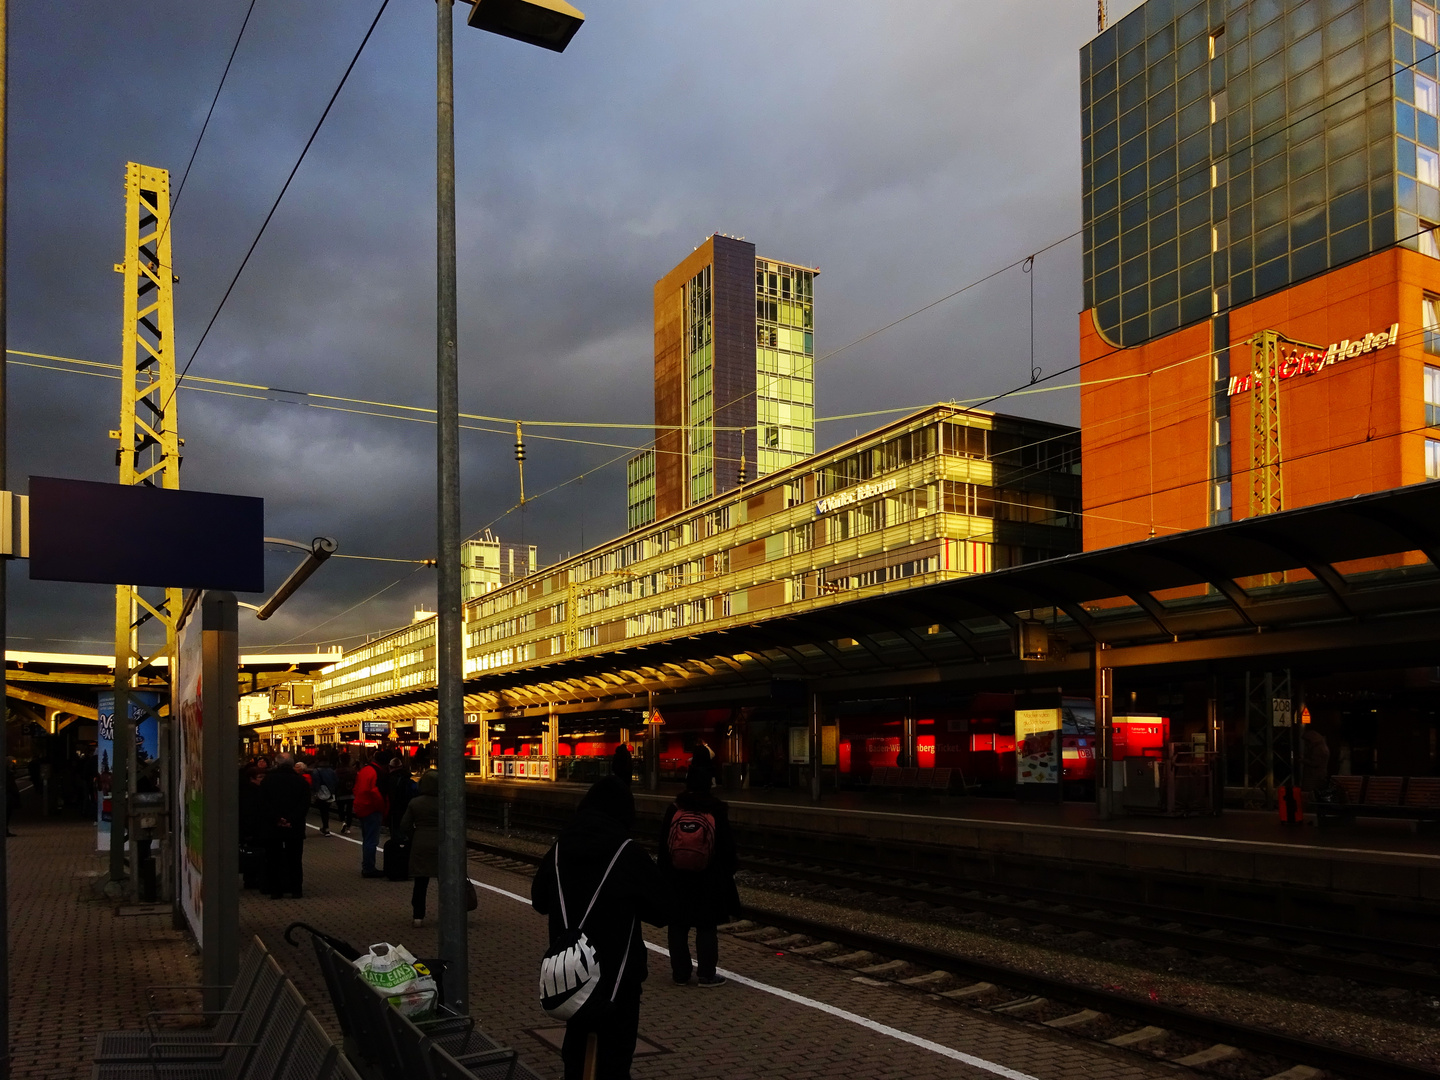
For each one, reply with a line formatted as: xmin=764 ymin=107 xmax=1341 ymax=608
xmin=1081 ymin=0 xmax=1403 ymax=348
xmin=1078 ymin=0 xmax=1440 ymax=553
xmin=628 ymin=234 xmax=818 ymax=531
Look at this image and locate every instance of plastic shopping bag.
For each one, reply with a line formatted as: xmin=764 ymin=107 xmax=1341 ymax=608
xmin=353 ymin=942 xmax=438 ymax=1017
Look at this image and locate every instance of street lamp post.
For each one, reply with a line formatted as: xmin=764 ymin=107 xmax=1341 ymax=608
xmin=435 ymin=0 xmax=583 ymax=1015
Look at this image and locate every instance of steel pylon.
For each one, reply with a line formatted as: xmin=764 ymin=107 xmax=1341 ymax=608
xmin=109 ymin=162 xmax=182 ymax=894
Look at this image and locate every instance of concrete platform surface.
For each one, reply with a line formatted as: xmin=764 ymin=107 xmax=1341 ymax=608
xmin=9 ymin=811 xmax=1177 ymax=1080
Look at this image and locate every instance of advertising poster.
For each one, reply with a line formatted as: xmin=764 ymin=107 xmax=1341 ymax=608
xmin=176 ymin=603 xmax=205 ymax=945
xmin=95 ymin=691 xmax=160 ymax=852
xmin=1015 ymin=707 xmax=1061 ymax=785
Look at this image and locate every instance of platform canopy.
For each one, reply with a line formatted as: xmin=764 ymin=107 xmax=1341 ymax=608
xmin=285 ymin=482 xmax=1440 ymax=722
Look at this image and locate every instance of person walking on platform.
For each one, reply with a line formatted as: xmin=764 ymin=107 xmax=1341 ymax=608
xmin=353 ymin=747 xmax=388 ymax=878
xmin=238 ymin=765 xmax=266 ymax=889
xmin=260 ymin=753 xmax=312 ymax=899
xmin=399 ymin=769 xmax=440 ymax=926
xmin=335 ymin=753 xmax=356 ymax=835
xmin=659 ymin=745 xmax=738 ymax=988
xmin=533 ymin=774 xmax=669 ymax=1080
xmin=386 ymin=757 xmax=416 ymax=833
xmin=312 ymin=757 xmax=338 ymax=836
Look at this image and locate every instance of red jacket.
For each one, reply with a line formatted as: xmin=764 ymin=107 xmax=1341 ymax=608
xmin=353 ymin=762 xmax=388 ymax=818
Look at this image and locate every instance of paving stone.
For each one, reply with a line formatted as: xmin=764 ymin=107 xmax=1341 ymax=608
xmin=8 ymin=809 xmax=1188 ymax=1080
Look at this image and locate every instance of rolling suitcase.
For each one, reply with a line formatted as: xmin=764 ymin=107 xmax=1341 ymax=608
xmin=383 ymin=836 xmax=410 ymax=881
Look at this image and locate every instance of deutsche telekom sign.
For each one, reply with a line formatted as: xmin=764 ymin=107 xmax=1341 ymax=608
xmin=1226 ymin=323 xmax=1398 ymax=397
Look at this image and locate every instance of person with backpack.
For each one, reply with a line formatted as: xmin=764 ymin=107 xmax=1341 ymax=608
xmin=312 ymin=757 xmax=339 ymax=836
xmin=658 ymin=744 xmax=738 ymax=988
xmin=533 ymin=772 xmax=669 ymax=1080
xmin=352 ymin=747 xmax=388 ymax=878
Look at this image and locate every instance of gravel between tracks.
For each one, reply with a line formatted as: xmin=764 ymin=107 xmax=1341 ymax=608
xmin=467 ymin=822 xmax=1440 ymax=1071
xmin=740 ymin=882 xmax=1440 ymax=1071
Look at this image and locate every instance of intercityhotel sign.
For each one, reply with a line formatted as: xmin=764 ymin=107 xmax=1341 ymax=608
xmin=815 ymin=477 xmax=898 ymax=515
xmin=1226 ymin=323 xmax=1399 ymax=397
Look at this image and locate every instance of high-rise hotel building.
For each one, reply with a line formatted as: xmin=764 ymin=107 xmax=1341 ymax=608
xmin=626 ymin=235 xmax=817 ymax=531
xmin=1080 ymin=0 xmax=1440 ymax=549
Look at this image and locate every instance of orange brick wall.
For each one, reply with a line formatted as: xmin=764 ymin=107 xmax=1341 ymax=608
xmin=1081 ymin=248 xmax=1440 ymax=552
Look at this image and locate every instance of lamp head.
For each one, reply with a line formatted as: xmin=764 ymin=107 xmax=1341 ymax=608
xmin=465 ymin=0 xmax=585 ymax=53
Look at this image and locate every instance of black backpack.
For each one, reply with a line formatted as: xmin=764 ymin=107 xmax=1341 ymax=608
xmin=538 ymin=839 xmax=633 ymax=1021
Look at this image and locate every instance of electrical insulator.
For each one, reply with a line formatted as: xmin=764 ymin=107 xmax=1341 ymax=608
xmin=514 ymin=440 xmax=526 ymax=462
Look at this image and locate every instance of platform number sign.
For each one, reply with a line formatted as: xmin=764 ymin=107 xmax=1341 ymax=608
xmin=1271 ymin=698 xmax=1293 ymax=728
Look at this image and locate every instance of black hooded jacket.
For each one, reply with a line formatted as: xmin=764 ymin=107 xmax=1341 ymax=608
xmin=532 ymin=778 xmax=670 ymax=1000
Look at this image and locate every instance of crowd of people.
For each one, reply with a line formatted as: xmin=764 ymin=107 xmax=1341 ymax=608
xmin=237 ymin=742 xmax=428 ymax=903
xmin=237 ymin=739 xmax=740 ymax=1080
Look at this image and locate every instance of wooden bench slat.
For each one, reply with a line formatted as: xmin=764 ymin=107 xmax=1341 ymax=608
xmin=1403 ymin=776 xmax=1440 ymax=809
xmin=1364 ymin=776 xmax=1404 ymax=806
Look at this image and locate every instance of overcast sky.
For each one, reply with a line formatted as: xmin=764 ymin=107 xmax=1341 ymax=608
xmin=7 ymin=0 xmax=1143 ymax=658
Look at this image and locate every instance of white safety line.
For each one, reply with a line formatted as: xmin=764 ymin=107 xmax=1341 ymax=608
xmin=307 ymin=823 xmax=1040 ymax=1080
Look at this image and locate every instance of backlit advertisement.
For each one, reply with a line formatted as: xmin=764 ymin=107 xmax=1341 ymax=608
xmin=176 ymin=602 xmax=204 ymax=944
xmin=1015 ymin=708 xmax=1061 ymax=785
xmin=95 ymin=690 xmax=159 ymax=852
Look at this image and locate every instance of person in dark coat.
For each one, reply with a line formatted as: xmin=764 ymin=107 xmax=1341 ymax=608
xmin=533 ymin=774 xmax=669 ymax=1080
xmin=259 ymin=753 xmax=312 ymax=899
xmin=238 ymin=765 xmax=266 ymax=889
xmin=611 ymin=744 xmax=633 ymax=787
xmin=312 ymin=758 xmax=339 ymax=836
xmin=658 ymin=745 xmax=738 ymax=987
xmin=386 ymin=758 xmax=416 ymax=833
xmin=399 ymin=770 xmax=440 ymax=925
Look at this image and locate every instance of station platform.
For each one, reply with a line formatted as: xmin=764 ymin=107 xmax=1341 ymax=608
xmin=469 ymin=778 xmax=1440 ymax=938
xmin=10 ymin=811 xmax=1177 ymax=1080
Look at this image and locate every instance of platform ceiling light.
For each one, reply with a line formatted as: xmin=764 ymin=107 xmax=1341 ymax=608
xmin=465 ymin=0 xmax=585 ymax=52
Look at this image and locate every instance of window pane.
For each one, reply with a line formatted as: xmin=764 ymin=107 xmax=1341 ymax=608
xmin=1422 ymin=223 xmax=1440 ymax=258
xmin=1417 ymin=2 xmax=1437 ymax=46
xmin=1420 ymin=73 xmax=1440 ymax=116
xmin=1420 ymin=145 xmax=1440 ymax=187
xmin=1425 ymin=295 xmax=1440 ymax=353
xmin=1428 ymin=438 xmax=1440 ymax=479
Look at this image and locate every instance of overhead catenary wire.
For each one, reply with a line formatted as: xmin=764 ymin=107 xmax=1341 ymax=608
xmin=167 ymin=0 xmax=261 ymax=224
xmin=165 ymin=0 xmax=392 ymax=411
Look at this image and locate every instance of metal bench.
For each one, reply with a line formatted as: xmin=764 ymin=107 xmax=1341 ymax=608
xmin=322 ymin=940 xmax=527 ymax=1080
xmin=870 ymin=766 xmax=953 ymax=792
xmin=1318 ymin=775 xmax=1440 ymax=824
xmin=95 ymin=938 xmax=272 ymax=1063
xmin=91 ymin=977 xmax=306 ymax=1080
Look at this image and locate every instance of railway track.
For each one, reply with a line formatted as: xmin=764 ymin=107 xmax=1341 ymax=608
xmin=464 ymin=835 xmax=1440 ymax=1080
xmin=737 ymin=850 xmax=1440 ymax=995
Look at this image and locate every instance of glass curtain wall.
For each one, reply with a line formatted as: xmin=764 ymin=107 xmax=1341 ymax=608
xmin=755 ymin=261 xmax=816 ymax=477
xmin=685 ymin=265 xmax=715 ymax=504
xmin=1081 ymin=0 xmax=1396 ymax=348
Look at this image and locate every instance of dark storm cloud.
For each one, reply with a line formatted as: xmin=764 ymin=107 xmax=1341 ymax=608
xmin=7 ymin=0 xmax=1142 ymax=656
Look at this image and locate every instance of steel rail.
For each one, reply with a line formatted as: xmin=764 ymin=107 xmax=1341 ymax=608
xmin=739 ymin=853 xmax=1440 ymax=994
xmin=465 ymin=837 xmax=1440 ymax=1080
xmin=735 ymin=906 xmax=1440 ymax=1080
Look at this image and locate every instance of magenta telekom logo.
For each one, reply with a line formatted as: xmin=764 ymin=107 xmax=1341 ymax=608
xmin=1226 ymin=323 xmax=1399 ymax=397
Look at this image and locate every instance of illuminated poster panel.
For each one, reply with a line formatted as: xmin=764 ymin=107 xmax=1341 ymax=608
xmin=1015 ymin=708 xmax=1061 ymax=786
xmin=176 ymin=601 xmax=204 ymax=944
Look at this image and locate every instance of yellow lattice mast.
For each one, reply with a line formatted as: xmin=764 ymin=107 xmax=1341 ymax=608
xmin=108 ymin=162 xmax=183 ymax=888
xmin=1249 ymin=330 xmax=1283 ymax=518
